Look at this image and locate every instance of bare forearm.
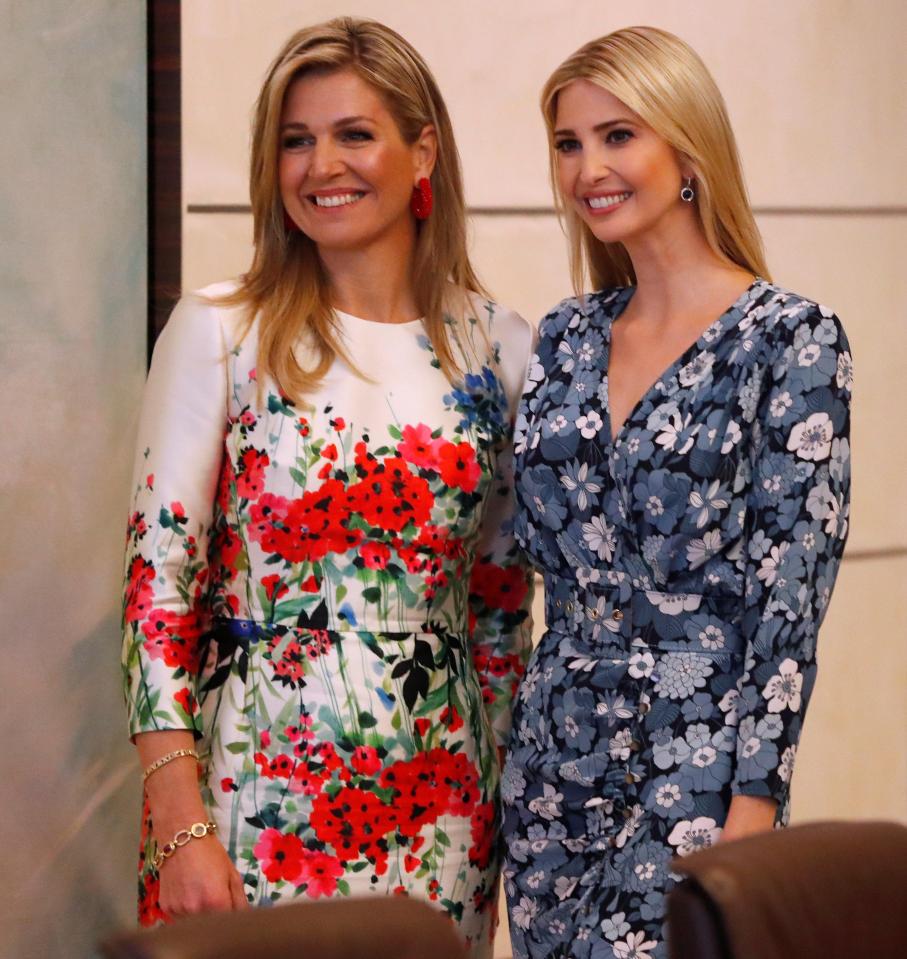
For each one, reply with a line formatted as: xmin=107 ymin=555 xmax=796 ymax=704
xmin=135 ymin=730 xmax=207 ymax=839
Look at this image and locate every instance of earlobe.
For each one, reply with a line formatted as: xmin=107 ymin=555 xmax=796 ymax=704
xmin=679 ymin=160 xmax=698 ymax=182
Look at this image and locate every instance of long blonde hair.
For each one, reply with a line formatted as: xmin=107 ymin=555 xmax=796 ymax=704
xmin=218 ymin=17 xmax=485 ymax=401
xmin=541 ymin=26 xmax=770 ymax=293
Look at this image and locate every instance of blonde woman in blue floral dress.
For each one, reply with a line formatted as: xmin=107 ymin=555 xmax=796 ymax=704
xmin=121 ymin=19 xmax=533 ymax=956
xmin=502 ymin=28 xmax=851 ymax=959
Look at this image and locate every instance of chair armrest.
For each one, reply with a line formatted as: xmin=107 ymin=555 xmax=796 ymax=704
xmin=100 ymin=897 xmax=469 ymax=959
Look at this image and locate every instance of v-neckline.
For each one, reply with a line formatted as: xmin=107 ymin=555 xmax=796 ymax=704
xmin=603 ymin=278 xmax=761 ymax=445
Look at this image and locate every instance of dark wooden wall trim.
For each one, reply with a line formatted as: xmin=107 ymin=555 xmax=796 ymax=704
xmin=148 ymin=0 xmax=182 ymax=358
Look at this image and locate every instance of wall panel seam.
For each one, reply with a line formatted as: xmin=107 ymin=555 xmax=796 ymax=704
xmin=186 ymin=204 xmax=907 ymax=217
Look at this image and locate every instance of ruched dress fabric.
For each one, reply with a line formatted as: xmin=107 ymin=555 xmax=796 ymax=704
xmin=121 ymin=282 xmax=534 ymax=957
xmin=502 ymin=281 xmax=852 ymax=959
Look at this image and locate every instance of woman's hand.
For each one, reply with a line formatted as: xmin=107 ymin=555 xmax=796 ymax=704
xmin=156 ymin=832 xmax=249 ymax=918
xmin=719 ymin=794 xmax=778 ymax=843
xmin=135 ymin=730 xmax=250 ymax=917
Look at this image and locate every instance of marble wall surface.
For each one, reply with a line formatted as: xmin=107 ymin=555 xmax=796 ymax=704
xmin=0 ymin=2 xmax=146 ymax=956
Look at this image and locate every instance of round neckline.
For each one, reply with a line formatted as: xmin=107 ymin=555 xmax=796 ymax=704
xmin=334 ymin=308 xmax=424 ymax=331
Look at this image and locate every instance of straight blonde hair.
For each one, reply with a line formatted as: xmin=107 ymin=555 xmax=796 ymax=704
xmin=217 ymin=17 xmax=486 ymax=402
xmin=541 ymin=26 xmax=770 ymax=293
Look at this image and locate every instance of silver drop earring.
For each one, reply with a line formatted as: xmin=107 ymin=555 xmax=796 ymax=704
xmin=680 ymin=178 xmax=695 ymax=202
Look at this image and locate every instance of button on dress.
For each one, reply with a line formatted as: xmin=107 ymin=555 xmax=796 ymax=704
xmin=121 ymin=282 xmax=534 ymax=956
xmin=503 ymin=281 xmax=851 ymax=958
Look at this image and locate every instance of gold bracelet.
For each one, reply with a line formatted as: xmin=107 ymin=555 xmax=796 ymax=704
xmin=142 ymin=748 xmax=199 ymax=783
xmin=151 ymin=820 xmax=218 ymax=871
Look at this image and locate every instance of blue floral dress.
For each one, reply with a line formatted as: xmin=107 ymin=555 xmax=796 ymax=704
xmin=502 ymin=280 xmax=852 ymax=958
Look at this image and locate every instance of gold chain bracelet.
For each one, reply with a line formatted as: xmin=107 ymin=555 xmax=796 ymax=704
xmin=142 ymin=748 xmax=199 ymax=783
xmin=151 ymin=820 xmax=218 ymax=871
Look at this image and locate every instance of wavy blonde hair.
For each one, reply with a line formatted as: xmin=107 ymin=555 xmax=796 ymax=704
xmin=541 ymin=26 xmax=770 ymax=292
xmin=217 ymin=17 xmax=485 ymax=402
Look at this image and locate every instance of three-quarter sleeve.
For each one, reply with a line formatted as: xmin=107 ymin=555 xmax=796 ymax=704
xmin=730 ymin=304 xmax=852 ymax=813
xmin=468 ymin=308 xmax=536 ymax=748
xmin=121 ymin=295 xmax=229 ymax=739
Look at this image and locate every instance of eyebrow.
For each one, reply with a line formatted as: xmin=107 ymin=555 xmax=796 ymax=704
xmin=553 ymin=118 xmax=636 ymax=137
xmin=280 ymin=115 xmax=374 ymax=132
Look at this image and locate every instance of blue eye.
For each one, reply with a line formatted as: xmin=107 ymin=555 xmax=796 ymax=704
xmin=606 ymin=128 xmax=633 ymax=144
xmin=555 ymin=138 xmax=580 ymax=154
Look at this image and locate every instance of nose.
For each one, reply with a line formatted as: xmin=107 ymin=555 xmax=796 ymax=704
xmin=309 ymin=139 xmax=345 ymax=179
xmin=579 ymin=142 xmax=610 ymax=186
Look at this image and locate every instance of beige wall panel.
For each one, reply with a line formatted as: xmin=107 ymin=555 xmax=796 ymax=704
xmin=183 ymin=211 xmax=253 ymax=292
xmin=467 ymin=214 xmax=571 ymax=323
xmin=760 ymin=213 xmax=907 ymax=554
xmin=183 ymin=0 xmax=905 ymax=209
xmin=790 ymin=556 xmax=907 ymax=823
xmin=495 ymin=899 xmax=512 ymax=957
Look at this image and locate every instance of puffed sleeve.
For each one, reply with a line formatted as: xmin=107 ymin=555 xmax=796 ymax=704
xmin=121 ymin=294 xmax=229 ymax=739
xmin=468 ymin=307 xmax=536 ymax=748
xmin=730 ymin=302 xmax=852 ymax=815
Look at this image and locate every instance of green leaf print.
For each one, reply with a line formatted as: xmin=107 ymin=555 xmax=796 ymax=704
xmin=441 ymin=898 xmax=464 ymax=921
xmin=362 ymin=587 xmax=381 ymax=604
xmin=267 ymin=394 xmax=294 ymax=416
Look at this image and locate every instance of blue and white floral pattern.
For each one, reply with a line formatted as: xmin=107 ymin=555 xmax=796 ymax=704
xmin=503 ymin=281 xmax=851 ymax=958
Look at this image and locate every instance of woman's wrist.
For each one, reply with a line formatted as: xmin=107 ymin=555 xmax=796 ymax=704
xmin=722 ymin=794 xmax=777 ymax=840
xmin=151 ymin=820 xmax=219 ymax=870
xmin=143 ymin=747 xmax=199 ymax=783
xmin=150 ymin=800 xmax=211 ymax=841
xmin=144 ymin=766 xmax=209 ymax=837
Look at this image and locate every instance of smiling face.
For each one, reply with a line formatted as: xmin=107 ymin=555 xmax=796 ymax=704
xmin=278 ymin=68 xmax=435 ymax=255
xmin=553 ymin=79 xmax=693 ymax=247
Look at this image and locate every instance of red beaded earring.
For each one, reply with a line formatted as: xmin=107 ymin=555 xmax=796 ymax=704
xmin=410 ymin=177 xmax=433 ymax=220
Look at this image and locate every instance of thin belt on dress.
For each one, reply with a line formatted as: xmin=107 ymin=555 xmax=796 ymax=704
xmin=541 ymin=572 xmax=745 ymax=656
xmin=204 ymin=616 xmax=466 ymax=649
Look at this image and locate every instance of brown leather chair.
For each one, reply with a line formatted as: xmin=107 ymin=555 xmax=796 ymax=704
xmin=667 ymin=820 xmax=907 ymax=959
xmin=100 ymin=896 xmax=469 ymax=959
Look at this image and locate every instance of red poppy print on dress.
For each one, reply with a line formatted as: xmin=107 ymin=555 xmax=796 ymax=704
xmin=235 ymin=447 xmax=270 ymax=500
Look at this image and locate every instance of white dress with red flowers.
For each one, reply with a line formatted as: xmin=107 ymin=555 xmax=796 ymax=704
xmin=122 ymin=282 xmax=535 ymax=955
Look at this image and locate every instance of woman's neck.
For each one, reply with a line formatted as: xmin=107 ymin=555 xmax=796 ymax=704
xmin=318 ymin=226 xmax=420 ymax=324
xmin=621 ymin=214 xmax=754 ymax=322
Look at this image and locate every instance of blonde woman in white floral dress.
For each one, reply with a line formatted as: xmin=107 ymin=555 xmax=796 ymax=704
xmin=121 ymin=19 xmax=533 ymax=956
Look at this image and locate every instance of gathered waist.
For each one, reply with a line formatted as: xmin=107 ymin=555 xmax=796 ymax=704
xmin=542 ymin=572 xmax=745 ymax=656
